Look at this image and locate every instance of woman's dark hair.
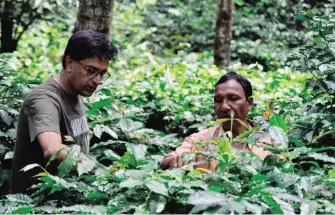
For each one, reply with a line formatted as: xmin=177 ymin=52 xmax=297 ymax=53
xmin=62 ymin=30 xmax=118 ymax=68
xmin=215 ymin=71 xmax=253 ymax=98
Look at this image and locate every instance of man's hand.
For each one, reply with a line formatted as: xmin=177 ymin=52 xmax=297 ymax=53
xmin=37 ymin=132 xmax=101 ymax=174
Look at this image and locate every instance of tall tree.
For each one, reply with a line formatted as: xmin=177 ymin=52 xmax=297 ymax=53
xmin=214 ymin=0 xmax=233 ymax=68
xmin=0 ymin=0 xmax=73 ymax=53
xmin=74 ymin=0 xmax=114 ymax=37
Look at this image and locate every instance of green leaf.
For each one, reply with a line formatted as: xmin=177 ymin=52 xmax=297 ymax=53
xmin=77 ymin=159 xmax=96 ymax=176
xmin=251 ymin=174 xmax=267 ymax=182
xmin=94 ymin=124 xmax=118 ymax=139
xmin=300 ymin=201 xmax=318 ymax=215
xmin=126 ymin=143 xmax=147 ymax=161
xmin=34 ymin=205 xmax=57 ymax=213
xmin=296 ymin=13 xmax=306 ymax=21
xmin=102 ymin=125 xmax=118 ymax=139
xmin=10 ymin=206 xmax=33 ymax=214
xmin=0 ymin=110 xmax=11 ymax=125
xmin=272 ymin=196 xmax=295 ymax=215
xmin=86 ymin=191 xmax=107 ymax=200
xmin=269 ymin=115 xmax=288 ymax=133
xmin=328 ymin=169 xmax=335 ymax=178
xmin=308 ymin=153 xmax=335 ymax=163
xmin=261 ymin=195 xmax=283 ymax=214
xmin=20 ymin=163 xmax=43 ymax=172
xmin=93 ymin=125 xmax=103 ymax=138
xmin=145 ymin=180 xmax=168 ymax=196
xmin=324 ymin=80 xmax=335 ymax=91
xmin=46 ymin=148 xmax=65 ymax=169
xmin=120 ymin=118 xmax=135 ymax=132
xmin=91 ymin=140 xmax=131 ymax=149
xmin=0 ymin=131 xmax=5 ymax=137
xmin=90 ymin=98 xmax=113 ymax=112
xmin=120 ymin=178 xmax=142 ymax=188
xmin=6 ymin=128 xmax=16 ymax=138
xmin=104 ymin=149 xmax=121 ymax=160
xmin=57 ymin=204 xmax=107 ymax=213
xmin=58 ymin=145 xmax=80 ymax=177
xmin=134 ymin=205 xmax=150 ymax=215
xmin=242 ymin=201 xmax=262 ymax=214
xmin=269 ymin=126 xmax=288 ymax=149
xmin=269 ymin=168 xmax=299 ymax=188
xmin=289 ymin=137 xmax=305 ymax=147
xmin=148 ymin=195 xmax=167 ymax=214
xmin=188 ymin=191 xmax=226 ymax=205
xmin=4 ymin=151 xmax=13 ymax=160
xmin=6 ymin=194 xmax=33 ymax=204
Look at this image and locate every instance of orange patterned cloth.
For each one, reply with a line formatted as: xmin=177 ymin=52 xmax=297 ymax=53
xmin=161 ymin=123 xmax=279 ymax=172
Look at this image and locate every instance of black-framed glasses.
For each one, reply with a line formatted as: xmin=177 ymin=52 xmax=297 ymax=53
xmin=75 ymin=60 xmax=110 ymax=82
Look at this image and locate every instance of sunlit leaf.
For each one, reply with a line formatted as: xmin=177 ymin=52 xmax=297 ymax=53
xmin=6 ymin=194 xmax=33 ymax=204
xmin=269 ymin=115 xmax=288 ymax=133
xmin=120 ymin=118 xmax=135 ymax=132
xmin=188 ymin=191 xmax=226 ymax=205
xmin=272 ymin=195 xmax=295 ymax=215
xmin=308 ymin=153 xmax=335 ymax=163
xmin=145 ymin=180 xmax=168 ymax=196
xmin=4 ymin=151 xmax=13 ymax=160
xmin=120 ymin=178 xmax=142 ymax=188
xmin=104 ymin=149 xmax=121 ymax=160
xmin=58 ymin=145 xmax=80 ymax=177
xmin=148 ymin=195 xmax=167 ymax=213
xmin=126 ymin=143 xmax=147 ymax=161
xmin=20 ymin=163 xmax=43 ymax=172
xmin=269 ymin=126 xmax=288 ymax=149
xmin=77 ymin=159 xmax=95 ymax=176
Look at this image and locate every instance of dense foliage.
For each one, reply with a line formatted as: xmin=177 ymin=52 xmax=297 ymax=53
xmin=0 ymin=0 xmax=334 ymax=214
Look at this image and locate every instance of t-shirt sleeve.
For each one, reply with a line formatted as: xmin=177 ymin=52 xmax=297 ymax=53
xmin=26 ymin=95 xmax=61 ymax=142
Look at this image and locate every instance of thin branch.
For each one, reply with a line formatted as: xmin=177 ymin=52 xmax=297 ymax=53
xmin=13 ymin=1 xmax=31 ymax=36
xmin=15 ymin=14 xmax=40 ymax=42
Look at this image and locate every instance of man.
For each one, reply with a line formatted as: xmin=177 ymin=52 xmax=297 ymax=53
xmin=11 ymin=30 xmax=118 ymax=193
xmin=161 ymin=72 xmax=279 ymax=171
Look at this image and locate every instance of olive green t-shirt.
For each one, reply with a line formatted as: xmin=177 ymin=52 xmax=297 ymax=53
xmin=11 ymin=77 xmax=90 ymax=194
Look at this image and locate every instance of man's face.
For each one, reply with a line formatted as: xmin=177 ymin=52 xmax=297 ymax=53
xmin=68 ymin=57 xmax=109 ymax=97
xmin=214 ymin=79 xmax=253 ymax=125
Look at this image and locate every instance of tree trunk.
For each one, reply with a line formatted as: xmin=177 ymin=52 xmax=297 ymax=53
xmin=1 ymin=0 xmax=18 ymax=53
xmin=214 ymin=0 xmax=233 ymax=68
xmin=74 ymin=0 xmax=114 ymax=37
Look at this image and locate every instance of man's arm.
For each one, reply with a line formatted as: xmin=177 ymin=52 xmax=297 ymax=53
xmin=38 ymin=132 xmax=69 ymax=161
xmin=26 ymin=94 xmax=97 ymax=174
xmin=38 ymin=131 xmax=96 ymax=173
xmin=161 ymin=141 xmax=196 ymax=169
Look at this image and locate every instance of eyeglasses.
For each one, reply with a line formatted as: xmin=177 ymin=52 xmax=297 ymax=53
xmin=75 ymin=60 xmax=110 ymax=82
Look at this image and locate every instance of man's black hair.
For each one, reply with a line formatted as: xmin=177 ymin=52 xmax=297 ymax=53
xmin=62 ymin=30 xmax=118 ymax=68
xmin=215 ymin=71 xmax=253 ymax=98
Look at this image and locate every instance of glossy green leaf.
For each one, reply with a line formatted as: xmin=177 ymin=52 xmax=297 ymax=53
xmin=269 ymin=115 xmax=288 ymax=133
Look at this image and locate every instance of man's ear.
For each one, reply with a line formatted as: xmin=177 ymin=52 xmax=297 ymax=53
xmin=247 ymin=96 xmax=253 ymax=110
xmin=65 ymin=56 xmax=73 ymax=72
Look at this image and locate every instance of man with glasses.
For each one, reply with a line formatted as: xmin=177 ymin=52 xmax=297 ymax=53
xmin=11 ymin=30 xmax=118 ymax=193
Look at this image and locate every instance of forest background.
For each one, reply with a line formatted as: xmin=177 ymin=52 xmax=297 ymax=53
xmin=0 ymin=0 xmax=334 ymax=214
